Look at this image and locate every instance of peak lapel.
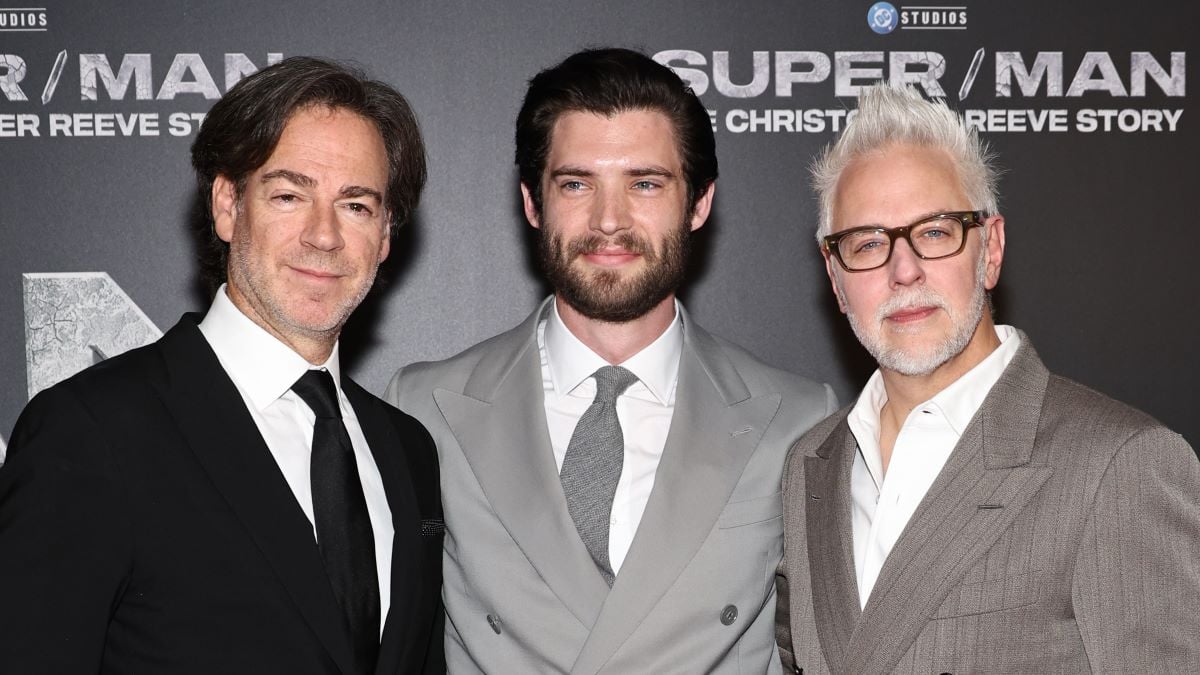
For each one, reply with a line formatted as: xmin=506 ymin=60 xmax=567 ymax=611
xmin=433 ymin=307 xmax=609 ymax=630
xmin=156 ymin=317 xmax=356 ymax=675
xmin=803 ymin=421 xmax=860 ymax=674
xmin=571 ymin=322 xmax=782 ymax=674
xmin=844 ymin=339 xmax=1054 ymax=674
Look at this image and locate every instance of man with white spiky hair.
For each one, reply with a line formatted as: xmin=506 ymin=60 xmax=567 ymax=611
xmin=774 ymin=82 xmax=1200 ymax=674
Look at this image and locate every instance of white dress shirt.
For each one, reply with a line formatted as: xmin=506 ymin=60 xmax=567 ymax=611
xmin=198 ymin=285 xmax=392 ymax=634
xmin=538 ymin=300 xmax=683 ymax=574
xmin=847 ymin=324 xmax=1020 ymax=608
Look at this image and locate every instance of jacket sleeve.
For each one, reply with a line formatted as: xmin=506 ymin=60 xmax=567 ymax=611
xmin=0 ymin=385 xmax=134 ymax=673
xmin=1072 ymin=426 xmax=1200 ymax=670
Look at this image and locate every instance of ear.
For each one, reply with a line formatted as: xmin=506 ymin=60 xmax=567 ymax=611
xmin=520 ymin=183 xmax=541 ymax=229
xmin=688 ymin=182 xmax=715 ymax=232
xmin=982 ymin=214 xmax=1005 ymax=290
xmin=823 ymin=247 xmax=848 ymax=314
xmin=212 ymin=175 xmax=238 ymax=244
xmin=377 ymin=222 xmax=391 ymax=264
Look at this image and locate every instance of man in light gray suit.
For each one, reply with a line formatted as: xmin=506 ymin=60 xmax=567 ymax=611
xmin=388 ymin=48 xmax=835 ymax=673
xmin=776 ymin=82 xmax=1200 ymax=673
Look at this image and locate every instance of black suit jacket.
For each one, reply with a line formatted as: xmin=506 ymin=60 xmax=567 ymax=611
xmin=0 ymin=315 xmax=443 ymax=674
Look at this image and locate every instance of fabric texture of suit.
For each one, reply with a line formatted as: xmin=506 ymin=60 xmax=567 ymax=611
xmin=387 ymin=298 xmax=837 ymax=674
xmin=0 ymin=315 xmax=444 ymax=675
xmin=776 ymin=334 xmax=1200 ymax=674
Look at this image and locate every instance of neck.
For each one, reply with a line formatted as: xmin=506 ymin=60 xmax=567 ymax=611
xmin=224 ymin=285 xmax=337 ymax=366
xmin=554 ymin=293 xmax=677 ymax=365
xmin=879 ymin=317 xmax=1000 ymax=426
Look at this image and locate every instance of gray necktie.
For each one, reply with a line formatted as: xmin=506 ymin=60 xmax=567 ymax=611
xmin=560 ymin=365 xmax=639 ymax=587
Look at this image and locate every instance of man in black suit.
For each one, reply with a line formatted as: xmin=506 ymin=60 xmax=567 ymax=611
xmin=0 ymin=57 xmax=442 ymax=674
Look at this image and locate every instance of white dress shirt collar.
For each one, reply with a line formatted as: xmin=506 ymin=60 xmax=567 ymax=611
xmin=198 ymin=284 xmax=344 ymax=409
xmin=543 ymin=298 xmax=683 ymax=405
xmin=848 ymin=324 xmax=1022 ymax=488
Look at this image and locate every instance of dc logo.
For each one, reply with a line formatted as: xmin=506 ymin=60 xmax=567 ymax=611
xmin=868 ymin=2 xmax=898 ymax=34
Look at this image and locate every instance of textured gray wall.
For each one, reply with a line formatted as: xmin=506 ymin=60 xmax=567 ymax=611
xmin=1 ymin=1 xmax=1195 ymax=453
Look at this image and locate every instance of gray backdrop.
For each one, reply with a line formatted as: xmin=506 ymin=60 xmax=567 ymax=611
xmin=1 ymin=0 xmax=1196 ymax=456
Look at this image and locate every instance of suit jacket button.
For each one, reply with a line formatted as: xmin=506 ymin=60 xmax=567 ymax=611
xmin=720 ymin=604 xmax=738 ymax=625
xmin=487 ymin=614 xmax=501 ymax=634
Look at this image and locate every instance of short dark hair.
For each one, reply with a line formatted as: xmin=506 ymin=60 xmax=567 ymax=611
xmin=191 ymin=56 xmax=426 ymax=284
xmin=515 ymin=48 xmax=717 ymax=214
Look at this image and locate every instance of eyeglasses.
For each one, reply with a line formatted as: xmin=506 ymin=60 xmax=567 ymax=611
xmin=822 ymin=211 xmax=986 ymax=272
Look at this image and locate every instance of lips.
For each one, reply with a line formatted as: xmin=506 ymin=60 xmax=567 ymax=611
xmin=289 ymin=265 xmax=343 ymax=281
xmin=581 ymin=248 xmax=641 ymax=267
xmin=886 ymin=305 xmax=939 ymax=323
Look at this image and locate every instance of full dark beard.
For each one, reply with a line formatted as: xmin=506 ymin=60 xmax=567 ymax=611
xmin=537 ymin=222 xmax=690 ymax=323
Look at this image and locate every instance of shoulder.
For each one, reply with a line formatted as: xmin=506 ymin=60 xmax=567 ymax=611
xmin=1017 ymin=367 xmax=1195 ymax=509
xmin=24 ymin=335 xmax=168 ymax=426
xmin=787 ymin=404 xmax=852 ymax=460
xmin=5 ymin=336 xmax=172 ymax=477
xmin=692 ymin=322 xmax=837 ymax=413
xmin=350 ymin=379 xmax=430 ymax=438
xmin=1038 ymin=372 xmax=1194 ymax=468
xmin=386 ymin=317 xmax=532 ymax=406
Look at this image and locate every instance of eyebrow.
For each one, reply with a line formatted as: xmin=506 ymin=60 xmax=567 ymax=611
xmin=260 ymin=169 xmax=382 ymax=202
xmin=855 ymin=209 xmax=959 ymax=229
xmin=261 ymin=169 xmax=315 ymax=188
xmin=338 ymin=185 xmax=384 ymax=203
xmin=548 ymin=165 xmax=677 ymax=179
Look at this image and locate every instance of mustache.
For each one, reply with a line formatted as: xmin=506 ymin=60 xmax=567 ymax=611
xmin=565 ymin=232 xmax=653 ymax=259
xmin=285 ymin=249 xmax=355 ymax=276
xmin=875 ymin=286 xmax=949 ymax=323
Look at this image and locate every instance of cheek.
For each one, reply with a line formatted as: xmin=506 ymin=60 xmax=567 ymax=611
xmin=548 ymin=200 xmax=590 ymax=229
xmin=352 ymin=231 xmax=390 ymax=268
xmin=838 ymin=277 xmax=880 ymax=316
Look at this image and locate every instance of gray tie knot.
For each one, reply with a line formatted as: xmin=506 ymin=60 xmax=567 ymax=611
xmin=592 ymin=366 xmax=638 ymax=405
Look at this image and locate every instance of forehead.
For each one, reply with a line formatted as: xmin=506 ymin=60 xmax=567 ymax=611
xmin=545 ymin=109 xmax=681 ymax=171
xmin=263 ymin=106 xmax=388 ymax=184
xmin=832 ymin=142 xmax=969 ymax=231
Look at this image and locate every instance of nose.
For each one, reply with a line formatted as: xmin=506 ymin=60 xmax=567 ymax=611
xmin=591 ymin=187 xmax=630 ymax=236
xmin=887 ymin=236 xmax=925 ymax=288
xmin=300 ymin=201 xmax=345 ymax=252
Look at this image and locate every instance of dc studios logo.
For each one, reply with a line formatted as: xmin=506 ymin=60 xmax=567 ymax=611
xmin=868 ymin=2 xmax=898 ymax=34
xmin=867 ymin=3 xmax=969 ymax=32
xmin=0 ymin=7 xmax=47 ymax=31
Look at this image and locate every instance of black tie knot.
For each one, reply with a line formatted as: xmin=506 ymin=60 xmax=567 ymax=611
xmin=292 ymin=369 xmax=342 ymax=419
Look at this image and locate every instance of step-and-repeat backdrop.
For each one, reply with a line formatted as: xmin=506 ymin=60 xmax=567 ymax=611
xmin=1 ymin=1 xmax=1194 ymax=455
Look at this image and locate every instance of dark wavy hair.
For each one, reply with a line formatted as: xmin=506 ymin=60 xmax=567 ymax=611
xmin=191 ymin=56 xmax=426 ymax=284
xmin=515 ymin=48 xmax=717 ymax=215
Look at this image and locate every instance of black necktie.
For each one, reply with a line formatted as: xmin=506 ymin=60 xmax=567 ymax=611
xmin=292 ymin=369 xmax=380 ymax=674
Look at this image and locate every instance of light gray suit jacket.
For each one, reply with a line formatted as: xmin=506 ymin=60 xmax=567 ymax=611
xmin=387 ymin=299 xmax=836 ymax=674
xmin=776 ymin=335 xmax=1200 ymax=674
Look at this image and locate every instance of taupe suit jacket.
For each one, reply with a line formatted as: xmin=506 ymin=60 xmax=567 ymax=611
xmin=776 ymin=335 xmax=1200 ymax=673
xmin=387 ymin=298 xmax=836 ymax=674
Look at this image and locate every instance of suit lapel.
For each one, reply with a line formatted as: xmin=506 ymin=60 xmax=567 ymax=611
xmin=571 ymin=317 xmax=782 ymax=675
xmin=344 ymin=380 xmax=423 ymax=670
xmin=803 ymin=419 xmax=861 ymax=674
xmin=155 ymin=317 xmax=356 ymax=675
xmin=843 ymin=339 xmax=1054 ymax=674
xmin=434 ymin=302 xmax=611 ymax=629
